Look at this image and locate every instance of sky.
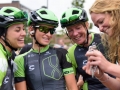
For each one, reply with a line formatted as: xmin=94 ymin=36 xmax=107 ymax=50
xmin=0 ymin=0 xmax=100 ymax=33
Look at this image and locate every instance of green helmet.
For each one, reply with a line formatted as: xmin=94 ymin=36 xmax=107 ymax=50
xmin=28 ymin=8 xmax=58 ymax=28
xmin=0 ymin=6 xmax=28 ymax=27
xmin=60 ymin=7 xmax=88 ymax=28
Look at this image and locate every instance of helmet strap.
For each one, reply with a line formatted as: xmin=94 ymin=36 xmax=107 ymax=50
xmin=1 ymin=37 xmax=17 ymax=51
xmin=1 ymin=28 xmax=17 ymax=51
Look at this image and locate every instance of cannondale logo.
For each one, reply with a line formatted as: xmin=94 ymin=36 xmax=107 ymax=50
xmin=29 ymin=65 xmax=35 ymax=71
xmin=83 ymin=60 xmax=87 ymax=65
xmin=3 ymin=76 xmax=9 ymax=84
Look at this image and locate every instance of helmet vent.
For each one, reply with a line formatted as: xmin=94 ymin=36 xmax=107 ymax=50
xmin=0 ymin=17 xmax=5 ymax=22
xmin=40 ymin=11 xmax=47 ymax=14
xmin=72 ymin=10 xmax=79 ymax=15
xmin=62 ymin=13 xmax=65 ymax=18
xmin=4 ymin=9 xmax=13 ymax=13
xmin=32 ymin=14 xmax=37 ymax=19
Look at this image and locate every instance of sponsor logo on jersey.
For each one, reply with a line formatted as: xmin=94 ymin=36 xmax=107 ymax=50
xmin=83 ymin=60 xmax=87 ymax=65
xmin=28 ymin=54 xmax=35 ymax=58
xmin=29 ymin=65 xmax=35 ymax=71
xmin=3 ymin=76 xmax=9 ymax=84
xmin=64 ymin=70 xmax=73 ymax=74
xmin=44 ymin=51 xmax=51 ymax=56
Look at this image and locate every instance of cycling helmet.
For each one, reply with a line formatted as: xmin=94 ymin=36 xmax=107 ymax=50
xmin=0 ymin=6 xmax=28 ymax=27
xmin=28 ymin=8 xmax=58 ymax=28
xmin=60 ymin=7 xmax=88 ymax=28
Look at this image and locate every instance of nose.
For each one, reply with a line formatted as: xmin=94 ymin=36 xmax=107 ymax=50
xmin=99 ymin=25 xmax=104 ymax=32
xmin=21 ymin=30 xmax=26 ymax=36
xmin=73 ymin=29 xmax=78 ymax=36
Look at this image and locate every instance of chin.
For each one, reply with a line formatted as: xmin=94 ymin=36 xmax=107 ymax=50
xmin=17 ymin=44 xmax=25 ymax=48
xmin=42 ymin=43 xmax=49 ymax=46
xmin=76 ymin=40 xmax=85 ymax=45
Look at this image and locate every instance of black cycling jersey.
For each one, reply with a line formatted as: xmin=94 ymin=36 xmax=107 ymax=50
xmin=19 ymin=43 xmax=32 ymax=54
xmin=11 ymin=51 xmax=17 ymax=60
xmin=14 ymin=45 xmax=74 ymax=90
xmin=68 ymin=33 xmax=109 ymax=90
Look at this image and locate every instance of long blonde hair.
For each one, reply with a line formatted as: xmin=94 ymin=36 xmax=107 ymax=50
xmin=89 ymin=0 xmax=120 ymax=63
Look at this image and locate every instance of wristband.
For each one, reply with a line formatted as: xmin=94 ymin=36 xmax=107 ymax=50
xmin=96 ymin=73 xmax=109 ymax=82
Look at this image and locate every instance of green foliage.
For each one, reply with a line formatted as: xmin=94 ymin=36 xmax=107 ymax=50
xmin=72 ymin=0 xmax=85 ymax=8
xmin=24 ymin=28 xmax=32 ymax=44
xmin=89 ymin=22 xmax=93 ymax=29
xmin=24 ymin=34 xmax=32 ymax=44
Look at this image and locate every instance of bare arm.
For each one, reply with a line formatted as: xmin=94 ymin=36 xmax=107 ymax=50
xmin=95 ymin=73 xmax=120 ymax=90
xmin=85 ymin=50 xmax=120 ymax=78
xmin=83 ymin=61 xmax=120 ymax=90
xmin=15 ymin=81 xmax=27 ymax=90
xmin=64 ymin=73 xmax=78 ymax=90
xmin=106 ymin=63 xmax=120 ymax=78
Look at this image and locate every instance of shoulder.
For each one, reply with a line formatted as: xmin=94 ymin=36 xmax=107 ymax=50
xmin=54 ymin=48 xmax=68 ymax=54
xmin=68 ymin=44 xmax=77 ymax=52
xmin=93 ymin=33 xmax=101 ymax=38
xmin=19 ymin=43 xmax=32 ymax=54
xmin=14 ymin=51 xmax=30 ymax=63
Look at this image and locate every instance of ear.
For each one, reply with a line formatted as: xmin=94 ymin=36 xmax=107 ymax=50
xmin=28 ymin=26 xmax=35 ymax=35
xmin=85 ymin=22 xmax=89 ymax=29
xmin=30 ymin=31 xmax=35 ymax=35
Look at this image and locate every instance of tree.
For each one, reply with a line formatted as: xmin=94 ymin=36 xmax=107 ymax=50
xmin=72 ymin=0 xmax=85 ymax=8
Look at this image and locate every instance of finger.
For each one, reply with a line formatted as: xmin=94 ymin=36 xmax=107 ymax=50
xmin=78 ymin=75 xmax=83 ymax=80
xmin=77 ymin=75 xmax=83 ymax=85
xmin=87 ymin=56 xmax=100 ymax=62
xmin=77 ymin=75 xmax=84 ymax=89
xmin=82 ymin=60 xmax=90 ymax=70
xmin=84 ymin=61 xmax=92 ymax=74
xmin=85 ymin=50 xmax=99 ymax=57
xmin=82 ymin=65 xmax=86 ymax=70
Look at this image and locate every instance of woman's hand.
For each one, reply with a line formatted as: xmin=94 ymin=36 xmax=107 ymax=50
xmin=77 ymin=75 xmax=84 ymax=89
xmin=84 ymin=50 xmax=111 ymax=73
xmin=82 ymin=60 xmax=104 ymax=79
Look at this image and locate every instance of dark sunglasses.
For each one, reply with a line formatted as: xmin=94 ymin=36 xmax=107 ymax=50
xmin=35 ymin=26 xmax=56 ymax=35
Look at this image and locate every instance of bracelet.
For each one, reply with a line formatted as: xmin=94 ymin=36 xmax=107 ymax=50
xmin=96 ymin=73 xmax=104 ymax=80
xmin=97 ymin=74 xmax=109 ymax=82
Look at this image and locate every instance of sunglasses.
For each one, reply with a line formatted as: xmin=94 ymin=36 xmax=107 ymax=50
xmin=35 ymin=26 xmax=56 ymax=35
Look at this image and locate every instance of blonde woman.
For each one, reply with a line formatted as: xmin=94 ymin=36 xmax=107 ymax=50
xmin=83 ymin=0 xmax=120 ymax=90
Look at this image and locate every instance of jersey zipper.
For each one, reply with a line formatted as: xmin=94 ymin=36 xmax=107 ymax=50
xmin=39 ymin=52 xmax=44 ymax=90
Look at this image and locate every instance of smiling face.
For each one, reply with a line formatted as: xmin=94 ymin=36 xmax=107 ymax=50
xmin=91 ymin=12 xmax=113 ymax=36
xmin=35 ymin=24 xmax=54 ymax=46
xmin=66 ymin=22 xmax=88 ymax=45
xmin=6 ymin=23 xmax=26 ymax=48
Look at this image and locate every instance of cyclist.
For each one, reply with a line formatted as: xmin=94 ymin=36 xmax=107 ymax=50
xmin=14 ymin=8 xmax=78 ymax=90
xmin=60 ymin=7 xmax=109 ymax=90
xmin=0 ymin=6 xmax=27 ymax=90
